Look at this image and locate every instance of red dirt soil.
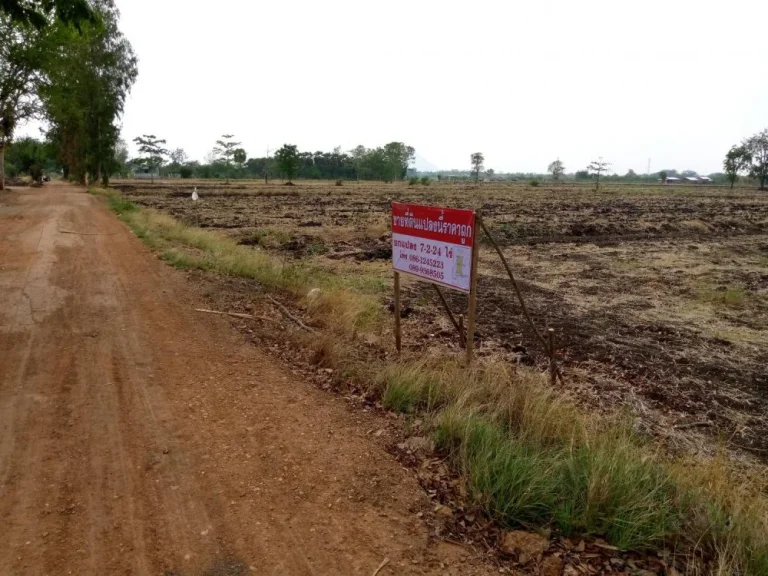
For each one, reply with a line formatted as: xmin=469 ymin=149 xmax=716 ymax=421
xmin=0 ymin=183 xmax=496 ymax=575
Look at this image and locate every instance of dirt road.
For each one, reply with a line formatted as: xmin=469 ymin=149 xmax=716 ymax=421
xmin=0 ymin=184 xmax=491 ymax=575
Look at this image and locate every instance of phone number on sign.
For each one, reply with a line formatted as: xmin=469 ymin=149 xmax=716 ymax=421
xmin=408 ymin=255 xmax=444 ymax=269
xmin=407 ymin=264 xmax=444 ymax=281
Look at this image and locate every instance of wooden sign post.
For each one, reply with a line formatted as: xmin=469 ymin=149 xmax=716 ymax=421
xmin=390 ymin=203 xmax=478 ymax=362
xmin=466 ymin=214 xmax=480 ymax=362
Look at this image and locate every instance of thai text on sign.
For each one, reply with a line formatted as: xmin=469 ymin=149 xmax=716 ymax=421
xmin=391 ymin=202 xmax=475 ymax=293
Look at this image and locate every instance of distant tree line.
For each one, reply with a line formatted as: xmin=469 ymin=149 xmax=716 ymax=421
xmin=122 ymin=138 xmax=416 ymax=183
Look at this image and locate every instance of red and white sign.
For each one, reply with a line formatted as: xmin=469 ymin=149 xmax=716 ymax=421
xmin=391 ymin=202 xmax=475 ymax=293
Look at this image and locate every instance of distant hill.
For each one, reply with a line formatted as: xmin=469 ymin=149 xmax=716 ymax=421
xmin=412 ymin=154 xmax=439 ymax=172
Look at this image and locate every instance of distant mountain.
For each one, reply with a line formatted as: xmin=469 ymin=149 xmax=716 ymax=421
xmin=412 ymin=153 xmax=439 ymax=172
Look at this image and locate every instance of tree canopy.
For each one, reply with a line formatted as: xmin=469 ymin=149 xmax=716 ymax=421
xmin=274 ymin=144 xmax=299 ymax=183
xmin=0 ymin=0 xmax=95 ymax=31
xmin=548 ymin=158 xmax=565 ymax=181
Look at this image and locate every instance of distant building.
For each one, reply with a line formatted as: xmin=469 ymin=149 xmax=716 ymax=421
xmin=663 ymin=176 xmax=682 ymax=184
xmin=698 ymin=176 xmax=713 ymax=183
xmin=684 ymin=177 xmax=700 ymax=183
xmin=130 ymin=165 xmax=159 ymax=179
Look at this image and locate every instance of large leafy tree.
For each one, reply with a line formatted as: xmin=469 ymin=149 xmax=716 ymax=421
xmin=275 ymin=144 xmax=299 ymax=183
xmin=743 ymin=129 xmax=768 ymax=190
xmin=39 ymin=0 xmax=137 ymax=185
xmin=723 ymin=145 xmax=750 ymax=189
xmin=382 ymin=141 xmax=415 ymax=181
xmin=0 ymin=12 xmax=46 ymax=189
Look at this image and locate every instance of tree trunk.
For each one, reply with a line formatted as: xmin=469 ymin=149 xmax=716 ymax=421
xmin=0 ymin=143 xmax=5 ymax=191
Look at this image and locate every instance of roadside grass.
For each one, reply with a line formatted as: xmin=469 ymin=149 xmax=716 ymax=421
xmin=93 ymin=187 xmax=768 ymax=574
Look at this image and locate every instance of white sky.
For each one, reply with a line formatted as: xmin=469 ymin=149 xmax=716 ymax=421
xmin=115 ymin=0 xmax=766 ymax=175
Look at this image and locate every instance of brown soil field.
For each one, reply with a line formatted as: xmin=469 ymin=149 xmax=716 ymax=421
xmin=115 ymin=179 xmax=768 ymax=460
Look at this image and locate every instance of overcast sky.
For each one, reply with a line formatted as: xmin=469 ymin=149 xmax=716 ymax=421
xmin=115 ymin=0 xmax=767 ymax=175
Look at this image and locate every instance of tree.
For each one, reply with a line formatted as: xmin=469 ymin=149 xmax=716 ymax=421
xmin=41 ymin=0 xmax=137 ymax=185
xmin=0 ymin=0 xmax=95 ymax=31
xmin=275 ymin=144 xmax=299 ymax=183
xmin=723 ymin=145 xmax=749 ymax=189
xmin=470 ymin=152 xmax=484 ymax=181
xmin=575 ymin=170 xmax=589 ymax=180
xmin=169 ymin=147 xmax=187 ymax=166
xmin=548 ymin=158 xmax=565 ymax=181
xmin=112 ymin=137 xmax=128 ymax=176
xmin=3 ymin=135 xmax=55 ymax=177
xmin=132 ymin=134 xmax=167 ymax=180
xmin=350 ymin=144 xmax=366 ymax=181
xmin=625 ymin=169 xmax=637 ymax=179
xmin=659 ymin=170 xmax=667 ymax=183
xmin=0 ymin=12 xmax=45 ymax=189
xmin=382 ymin=141 xmax=415 ymax=181
xmin=213 ymin=134 xmax=240 ymax=166
xmin=587 ymin=157 xmax=611 ymax=191
xmin=233 ymin=148 xmax=246 ymax=171
xmin=742 ymin=129 xmax=768 ymax=190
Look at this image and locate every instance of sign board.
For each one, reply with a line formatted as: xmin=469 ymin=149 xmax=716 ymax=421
xmin=391 ymin=202 xmax=475 ymax=293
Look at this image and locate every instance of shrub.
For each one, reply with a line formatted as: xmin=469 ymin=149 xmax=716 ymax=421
xmin=335 ymin=179 xmax=343 ymax=186
xmin=408 ymin=177 xmax=419 ymax=186
xmin=179 ymin=166 xmax=193 ymax=179
xmin=29 ymin=163 xmax=43 ymax=182
xmin=420 ymin=176 xmax=430 ymax=186
xmin=529 ymin=179 xmax=540 ymax=187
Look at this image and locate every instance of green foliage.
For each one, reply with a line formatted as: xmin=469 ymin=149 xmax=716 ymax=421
xmin=274 ymin=143 xmax=299 ymax=182
xmin=723 ymin=145 xmax=749 ymax=188
xmin=435 ymin=412 xmax=683 ymax=550
xmin=421 ymin=176 xmax=430 ymax=186
xmin=408 ymin=176 xmax=419 ymax=186
xmin=742 ymin=129 xmax=768 ymax=190
xmin=40 ymin=0 xmax=137 ymax=185
xmin=28 ymin=162 xmax=42 ymax=181
xmin=213 ymin=134 xmax=241 ymax=168
xmin=529 ymin=179 xmax=540 ymax=187
xmin=3 ymin=136 xmax=57 ymax=177
xmin=0 ymin=10 xmax=47 ymax=188
xmin=0 ymin=0 xmax=96 ymax=31
xmin=179 ymin=165 xmax=193 ymax=179
xmin=232 ymin=147 xmax=246 ymax=168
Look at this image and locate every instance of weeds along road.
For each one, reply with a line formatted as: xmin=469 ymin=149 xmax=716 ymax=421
xmin=0 ymin=183 xmax=492 ymax=576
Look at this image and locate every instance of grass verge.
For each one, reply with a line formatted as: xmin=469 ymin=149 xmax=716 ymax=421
xmin=93 ymin=187 xmax=768 ymax=574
